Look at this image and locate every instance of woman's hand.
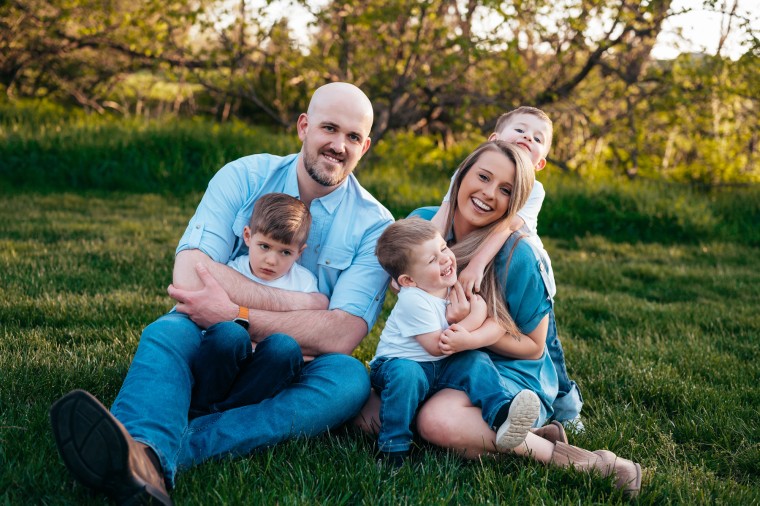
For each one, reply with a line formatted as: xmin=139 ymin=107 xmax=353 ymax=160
xmin=439 ymin=323 xmax=473 ymax=355
xmin=445 ymin=282 xmax=470 ymax=324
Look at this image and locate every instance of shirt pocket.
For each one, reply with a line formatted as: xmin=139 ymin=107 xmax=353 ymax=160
xmin=316 ymin=245 xmax=354 ymax=295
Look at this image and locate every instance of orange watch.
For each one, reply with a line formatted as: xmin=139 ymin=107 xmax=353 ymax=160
xmin=233 ymin=306 xmax=249 ymax=330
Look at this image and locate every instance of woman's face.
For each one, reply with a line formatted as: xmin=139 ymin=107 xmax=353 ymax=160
xmin=453 ymin=149 xmax=516 ymax=239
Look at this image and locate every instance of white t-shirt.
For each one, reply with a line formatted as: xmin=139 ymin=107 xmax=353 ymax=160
xmin=443 ymin=174 xmax=556 ymax=298
xmin=227 ymin=254 xmax=319 ymax=293
xmin=372 ymin=287 xmax=448 ymax=363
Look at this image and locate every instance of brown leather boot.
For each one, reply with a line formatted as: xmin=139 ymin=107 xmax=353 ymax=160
xmin=550 ymin=442 xmax=642 ymax=497
xmin=530 ymin=420 xmax=568 ymax=444
xmin=50 ymin=390 xmax=173 ymax=505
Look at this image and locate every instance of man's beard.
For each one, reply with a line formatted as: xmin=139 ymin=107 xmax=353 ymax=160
xmin=304 ymin=150 xmax=349 ymax=187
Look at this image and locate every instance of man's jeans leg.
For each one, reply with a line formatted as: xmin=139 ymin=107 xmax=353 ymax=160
xmin=370 ymin=357 xmax=435 ymax=453
xmin=546 ymin=311 xmax=584 ymax=422
xmin=436 ymin=350 xmax=511 ymax=428
xmin=110 ymin=311 xmax=201 ymax=485
xmin=175 ymin=353 xmax=369 ymax=470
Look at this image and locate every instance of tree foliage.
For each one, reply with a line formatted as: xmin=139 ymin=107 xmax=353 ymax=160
xmin=1 ymin=0 xmax=757 ymax=184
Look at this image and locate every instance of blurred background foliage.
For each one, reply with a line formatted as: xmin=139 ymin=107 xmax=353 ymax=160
xmin=1 ymin=0 xmax=758 ymax=186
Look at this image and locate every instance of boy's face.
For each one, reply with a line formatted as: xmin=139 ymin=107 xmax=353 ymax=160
xmin=490 ymin=114 xmax=551 ymax=171
xmin=398 ymin=233 xmax=457 ymax=297
xmin=243 ymin=228 xmax=305 ymax=282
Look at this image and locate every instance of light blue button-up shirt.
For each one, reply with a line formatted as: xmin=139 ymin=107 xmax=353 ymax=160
xmin=177 ymin=153 xmax=394 ymax=330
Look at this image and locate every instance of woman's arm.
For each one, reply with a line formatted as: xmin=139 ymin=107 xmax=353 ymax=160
xmin=485 ymin=314 xmax=549 ymax=360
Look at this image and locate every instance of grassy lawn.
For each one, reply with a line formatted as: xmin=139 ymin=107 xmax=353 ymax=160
xmin=1 ymin=190 xmax=758 ymax=504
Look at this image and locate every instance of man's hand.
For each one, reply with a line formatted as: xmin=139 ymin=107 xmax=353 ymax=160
xmin=445 ymin=282 xmax=470 ymax=324
xmin=439 ymin=324 xmax=473 ymax=355
xmin=168 ymin=263 xmax=239 ymax=329
xmin=458 ymin=261 xmax=486 ymax=298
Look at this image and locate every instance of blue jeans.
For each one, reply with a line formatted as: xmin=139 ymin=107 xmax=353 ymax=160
xmin=370 ymin=350 xmax=510 ymax=453
xmin=110 ymin=312 xmax=370 ymax=485
xmin=545 ymin=311 xmax=584 ymax=422
xmin=189 ymin=324 xmax=303 ymax=416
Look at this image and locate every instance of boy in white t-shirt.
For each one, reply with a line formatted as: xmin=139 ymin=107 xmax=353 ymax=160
xmin=189 ymin=193 xmax=318 ymax=416
xmin=431 ymin=107 xmax=584 ymax=429
xmin=370 ymin=218 xmax=541 ymax=466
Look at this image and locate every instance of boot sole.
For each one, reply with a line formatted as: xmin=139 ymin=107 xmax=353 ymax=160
xmin=495 ymin=390 xmax=540 ymax=450
xmin=50 ymin=390 xmax=172 ymax=505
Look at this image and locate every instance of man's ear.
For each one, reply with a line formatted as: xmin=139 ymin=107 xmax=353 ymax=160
xmin=361 ymin=137 xmax=372 ymax=156
xmin=397 ymin=274 xmax=416 ymax=288
xmin=535 ymin=158 xmax=547 ymax=172
xmin=296 ymin=113 xmax=309 ymax=141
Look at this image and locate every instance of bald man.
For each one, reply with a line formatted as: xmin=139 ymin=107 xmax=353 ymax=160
xmin=50 ymin=83 xmax=394 ymax=505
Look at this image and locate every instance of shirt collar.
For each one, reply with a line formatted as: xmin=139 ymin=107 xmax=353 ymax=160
xmin=283 ymin=157 xmax=300 ymax=199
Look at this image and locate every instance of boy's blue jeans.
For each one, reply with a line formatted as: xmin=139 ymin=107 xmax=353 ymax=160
xmin=189 ymin=323 xmax=303 ymax=417
xmin=370 ymin=350 xmax=511 ymax=453
xmin=110 ymin=312 xmax=369 ymax=485
xmin=545 ymin=311 xmax=584 ymax=422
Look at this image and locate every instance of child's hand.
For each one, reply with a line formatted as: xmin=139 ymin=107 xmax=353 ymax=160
xmin=468 ymin=294 xmax=488 ymax=327
xmin=446 ymin=282 xmax=470 ymax=324
xmin=458 ymin=262 xmax=485 ymax=298
xmin=439 ymin=324 xmax=472 ymax=355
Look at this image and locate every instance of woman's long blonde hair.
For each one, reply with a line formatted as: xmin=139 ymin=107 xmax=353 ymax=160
xmin=444 ymin=141 xmax=535 ymax=336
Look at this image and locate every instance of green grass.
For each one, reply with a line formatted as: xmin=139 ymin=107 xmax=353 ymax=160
xmin=1 ymin=190 xmax=759 ymax=504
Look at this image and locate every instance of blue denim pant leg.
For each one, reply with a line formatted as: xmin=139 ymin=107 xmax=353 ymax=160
xmin=546 ymin=310 xmax=584 ymax=422
xmin=189 ymin=321 xmax=252 ymax=416
xmin=212 ymin=333 xmax=304 ymax=412
xmin=175 ymin=353 xmax=369 ymax=473
xmin=435 ymin=350 xmax=511 ymax=428
xmin=370 ymin=357 xmax=437 ymax=453
xmin=110 ymin=311 xmax=201 ymax=486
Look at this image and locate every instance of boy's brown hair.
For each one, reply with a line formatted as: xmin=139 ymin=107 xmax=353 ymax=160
xmin=494 ymin=106 xmax=553 ymax=150
xmin=249 ymin=193 xmax=311 ymax=247
xmin=375 ymin=217 xmax=440 ymax=282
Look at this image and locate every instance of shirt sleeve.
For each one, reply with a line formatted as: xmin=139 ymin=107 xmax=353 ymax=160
xmin=499 ymin=239 xmax=552 ymax=334
xmin=176 ymin=161 xmax=250 ymax=263
xmin=327 ymin=214 xmax=394 ymax=330
xmin=516 ymin=182 xmax=545 ymax=235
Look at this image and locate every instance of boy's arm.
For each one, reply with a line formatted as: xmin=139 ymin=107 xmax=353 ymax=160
xmin=458 ymin=215 xmax=523 ymax=297
xmin=430 ymin=201 xmax=451 ymax=235
xmin=415 ymin=329 xmax=447 ymax=357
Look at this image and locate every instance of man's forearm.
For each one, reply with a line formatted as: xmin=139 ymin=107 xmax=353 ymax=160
xmin=174 ymin=249 xmax=328 ymax=311
xmin=249 ymin=308 xmax=367 ymax=356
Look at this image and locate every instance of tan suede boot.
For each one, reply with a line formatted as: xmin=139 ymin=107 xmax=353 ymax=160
xmin=550 ymin=442 xmax=642 ymax=497
xmin=530 ymin=420 xmax=568 ymax=444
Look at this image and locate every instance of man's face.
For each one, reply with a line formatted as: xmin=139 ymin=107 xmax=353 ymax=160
xmin=297 ymin=98 xmax=372 ymax=188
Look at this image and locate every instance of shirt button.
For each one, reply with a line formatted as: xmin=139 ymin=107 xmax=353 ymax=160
xmin=325 ymin=259 xmax=330 ymax=265
xmin=195 ymin=225 xmax=200 ymax=229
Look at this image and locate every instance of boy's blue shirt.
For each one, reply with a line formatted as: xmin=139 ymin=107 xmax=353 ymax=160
xmin=177 ymin=152 xmax=395 ymax=330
